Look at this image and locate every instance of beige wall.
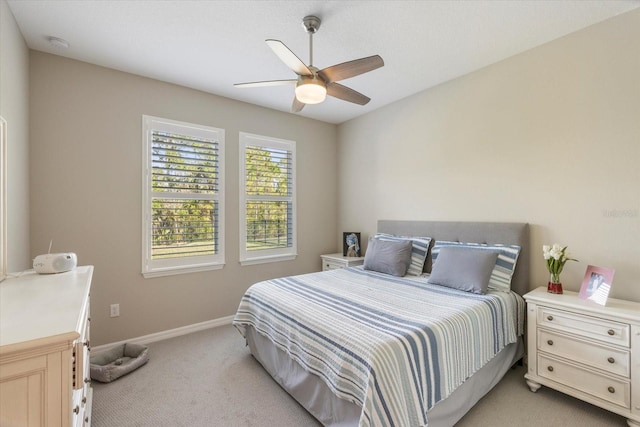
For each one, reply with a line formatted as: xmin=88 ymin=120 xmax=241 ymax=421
xmin=20 ymin=6 xmax=640 ymax=346
xmin=29 ymin=52 xmax=338 ymax=345
xmin=338 ymin=9 xmax=640 ymax=302
xmin=0 ymin=0 xmax=31 ymax=272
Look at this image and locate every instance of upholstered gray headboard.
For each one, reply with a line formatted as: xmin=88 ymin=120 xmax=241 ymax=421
xmin=378 ymin=220 xmax=530 ymax=296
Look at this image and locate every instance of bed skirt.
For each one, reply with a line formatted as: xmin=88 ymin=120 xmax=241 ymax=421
xmin=245 ymin=325 xmax=524 ymax=427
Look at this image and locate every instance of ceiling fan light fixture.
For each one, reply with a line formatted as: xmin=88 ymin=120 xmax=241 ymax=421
xmin=235 ymin=14 xmax=383 ymax=112
xmin=295 ymin=77 xmax=326 ymax=104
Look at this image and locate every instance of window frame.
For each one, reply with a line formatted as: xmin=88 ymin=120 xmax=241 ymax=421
xmin=0 ymin=116 xmax=6 ymax=282
xmin=239 ymin=132 xmax=296 ymax=266
xmin=142 ymin=115 xmax=225 ymax=278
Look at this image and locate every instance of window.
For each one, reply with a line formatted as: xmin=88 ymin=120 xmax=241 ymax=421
xmin=142 ymin=116 xmax=224 ymax=278
xmin=239 ymin=132 xmax=296 ymax=265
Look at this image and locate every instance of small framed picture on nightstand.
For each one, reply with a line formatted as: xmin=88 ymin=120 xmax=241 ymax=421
xmin=343 ymin=232 xmax=361 ymax=257
xmin=579 ymin=265 xmax=615 ymax=305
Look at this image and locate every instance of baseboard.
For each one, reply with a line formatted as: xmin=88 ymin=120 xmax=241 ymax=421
xmin=92 ymin=315 xmax=235 ymax=353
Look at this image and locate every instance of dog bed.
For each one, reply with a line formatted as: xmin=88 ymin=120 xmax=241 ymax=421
xmin=90 ymin=343 xmax=149 ymax=383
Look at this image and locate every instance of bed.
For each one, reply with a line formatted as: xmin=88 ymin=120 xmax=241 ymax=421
xmin=234 ymin=220 xmax=530 ymax=426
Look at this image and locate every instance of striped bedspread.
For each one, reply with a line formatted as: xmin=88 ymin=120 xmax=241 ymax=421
xmin=233 ymin=266 xmax=525 ymax=427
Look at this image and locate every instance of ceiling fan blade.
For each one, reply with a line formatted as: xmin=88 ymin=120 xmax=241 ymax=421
xmin=291 ymin=96 xmax=305 ymax=113
xmin=234 ymin=79 xmax=297 ymax=88
xmin=318 ymin=55 xmax=384 ymax=83
xmin=266 ymin=39 xmax=312 ymax=76
xmin=326 ymin=83 xmax=371 ymax=105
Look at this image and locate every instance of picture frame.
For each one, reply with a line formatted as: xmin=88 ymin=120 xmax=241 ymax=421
xmin=579 ymin=264 xmax=615 ymax=305
xmin=343 ymin=232 xmax=361 ymax=257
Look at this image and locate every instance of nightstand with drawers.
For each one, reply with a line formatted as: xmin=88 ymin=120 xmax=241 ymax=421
xmin=321 ymin=253 xmax=365 ymax=271
xmin=524 ymin=287 xmax=640 ymax=427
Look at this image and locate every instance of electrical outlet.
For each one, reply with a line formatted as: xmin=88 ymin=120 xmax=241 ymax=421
xmin=110 ymin=303 xmax=120 ymax=318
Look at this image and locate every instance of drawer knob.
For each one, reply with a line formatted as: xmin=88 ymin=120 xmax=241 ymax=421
xmin=547 ymin=340 xmax=554 ymax=346
xmin=547 ymin=315 xmax=554 ymax=321
xmin=608 ymin=386 xmax=615 ymax=394
xmin=608 ymin=357 xmax=615 ymax=364
xmin=607 ymin=329 xmax=615 ymax=336
xmin=73 ymin=405 xmax=80 ymax=414
xmin=547 ymin=366 xmax=554 ymax=372
xmin=84 ymin=378 xmax=91 ymax=384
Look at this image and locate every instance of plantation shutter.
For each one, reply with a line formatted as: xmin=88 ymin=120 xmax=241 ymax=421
xmin=142 ymin=116 xmax=225 ymax=278
xmin=151 ymin=131 xmax=220 ymax=259
xmin=244 ymin=145 xmax=293 ymax=251
xmin=239 ymin=132 xmax=296 ymax=264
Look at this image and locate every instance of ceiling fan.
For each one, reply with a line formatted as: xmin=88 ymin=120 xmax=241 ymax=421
xmin=234 ymin=15 xmax=384 ymax=113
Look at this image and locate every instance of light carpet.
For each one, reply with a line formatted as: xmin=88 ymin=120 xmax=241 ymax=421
xmin=92 ymin=325 xmax=627 ymax=426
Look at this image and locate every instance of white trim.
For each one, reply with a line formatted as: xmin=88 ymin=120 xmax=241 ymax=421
xmin=141 ymin=262 xmax=224 ymax=278
xmin=239 ymin=132 xmax=297 ymax=265
xmin=141 ymin=115 xmax=225 ymax=277
xmin=92 ymin=315 xmax=235 ymax=353
xmin=239 ymin=253 xmax=297 ymax=266
xmin=0 ymin=117 xmax=6 ymax=282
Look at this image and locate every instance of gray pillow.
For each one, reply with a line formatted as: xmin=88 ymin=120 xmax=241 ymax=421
xmin=363 ymin=238 xmax=413 ymax=277
xmin=427 ymin=247 xmax=498 ymax=294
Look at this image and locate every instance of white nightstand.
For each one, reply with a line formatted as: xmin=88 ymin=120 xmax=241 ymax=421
xmin=321 ymin=253 xmax=365 ymax=271
xmin=523 ymin=287 xmax=640 ymax=427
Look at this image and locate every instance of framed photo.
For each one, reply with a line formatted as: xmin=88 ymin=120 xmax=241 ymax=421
xmin=579 ymin=265 xmax=615 ymax=305
xmin=343 ymin=232 xmax=361 ymax=257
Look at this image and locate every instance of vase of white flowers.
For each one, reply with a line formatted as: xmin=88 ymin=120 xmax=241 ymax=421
xmin=543 ymin=244 xmax=578 ymax=294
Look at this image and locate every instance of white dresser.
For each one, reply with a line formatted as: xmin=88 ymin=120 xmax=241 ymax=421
xmin=0 ymin=266 xmax=93 ymax=427
xmin=524 ymin=287 xmax=640 ymax=427
xmin=321 ymin=253 xmax=365 ymax=271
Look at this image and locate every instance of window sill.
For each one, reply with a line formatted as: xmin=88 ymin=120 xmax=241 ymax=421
xmin=142 ymin=262 xmax=224 ymax=279
xmin=240 ymin=254 xmax=297 ymax=266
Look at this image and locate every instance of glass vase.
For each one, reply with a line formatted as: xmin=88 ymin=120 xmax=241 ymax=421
xmin=547 ymin=274 xmax=563 ymax=294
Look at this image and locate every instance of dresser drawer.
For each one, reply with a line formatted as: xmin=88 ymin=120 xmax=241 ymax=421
xmin=321 ymin=254 xmax=365 ymax=271
xmin=538 ymin=354 xmax=630 ymax=409
xmin=538 ymin=306 xmax=629 ymax=347
xmin=538 ymin=329 xmax=630 ymax=377
xmin=323 ymin=260 xmax=343 ymax=271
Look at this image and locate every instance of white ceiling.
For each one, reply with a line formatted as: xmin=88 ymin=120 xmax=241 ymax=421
xmin=7 ymin=0 xmax=640 ymax=124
